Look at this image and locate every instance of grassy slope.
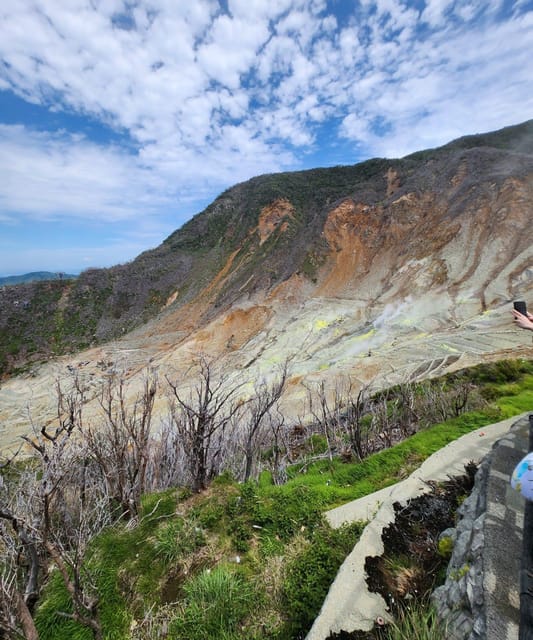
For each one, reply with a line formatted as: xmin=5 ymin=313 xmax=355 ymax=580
xmin=34 ymin=361 xmax=533 ymax=640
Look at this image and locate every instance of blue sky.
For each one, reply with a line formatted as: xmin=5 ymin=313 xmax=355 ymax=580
xmin=0 ymin=0 xmax=531 ymax=276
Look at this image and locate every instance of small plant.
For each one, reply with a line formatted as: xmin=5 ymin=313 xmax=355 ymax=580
xmin=450 ymin=563 xmax=470 ymax=581
xmin=437 ymin=535 xmax=454 ymax=559
xmin=169 ymin=566 xmax=256 ymax=639
xmin=228 ymin=517 xmax=252 ymax=553
xmin=154 ymin=518 xmax=206 ymax=563
xmin=383 ymin=601 xmax=447 ymax=640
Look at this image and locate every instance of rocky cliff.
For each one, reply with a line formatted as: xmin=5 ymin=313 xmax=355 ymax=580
xmin=1 ymin=121 xmax=532 ymax=447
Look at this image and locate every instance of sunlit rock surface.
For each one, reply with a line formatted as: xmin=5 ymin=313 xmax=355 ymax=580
xmin=1 ymin=123 xmax=532 ymax=450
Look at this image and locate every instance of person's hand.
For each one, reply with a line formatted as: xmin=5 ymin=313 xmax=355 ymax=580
xmin=512 ymin=309 xmax=533 ymax=331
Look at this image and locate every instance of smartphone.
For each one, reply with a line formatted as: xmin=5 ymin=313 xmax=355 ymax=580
xmin=514 ymin=300 xmax=527 ymax=316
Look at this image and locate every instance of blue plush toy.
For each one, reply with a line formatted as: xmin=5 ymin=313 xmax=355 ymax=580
xmin=511 ymin=452 xmax=533 ymax=501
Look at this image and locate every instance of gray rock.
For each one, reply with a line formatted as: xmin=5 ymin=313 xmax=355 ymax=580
xmin=439 ymin=527 xmax=458 ymax=543
xmin=432 ymin=455 xmax=492 ymax=640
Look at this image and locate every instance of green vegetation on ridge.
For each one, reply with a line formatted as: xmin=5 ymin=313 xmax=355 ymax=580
xmin=1 ymin=120 xmax=532 ymax=378
xmin=28 ymin=360 xmax=533 ymax=640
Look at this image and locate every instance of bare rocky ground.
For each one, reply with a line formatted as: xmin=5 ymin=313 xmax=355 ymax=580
xmin=0 ymin=284 xmax=531 ymax=452
xmin=2 ymin=138 xmax=532 ymax=453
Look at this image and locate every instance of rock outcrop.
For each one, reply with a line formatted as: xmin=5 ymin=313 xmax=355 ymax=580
xmin=1 ymin=121 xmax=533 ymax=448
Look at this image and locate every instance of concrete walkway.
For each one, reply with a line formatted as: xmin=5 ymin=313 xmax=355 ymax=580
xmin=306 ymin=413 xmax=529 ymax=639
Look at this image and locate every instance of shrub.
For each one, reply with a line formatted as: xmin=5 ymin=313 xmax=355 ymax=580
xmin=464 ymin=359 xmax=531 ymax=385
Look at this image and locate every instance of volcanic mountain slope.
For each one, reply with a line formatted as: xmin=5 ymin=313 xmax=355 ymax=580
xmin=0 ymin=121 xmax=532 ymax=447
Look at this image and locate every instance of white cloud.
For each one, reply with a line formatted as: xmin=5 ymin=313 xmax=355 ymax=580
xmin=0 ymin=0 xmax=530 ymax=258
xmin=5 ymin=120 xmax=290 ymax=221
xmin=0 ymin=125 xmax=167 ymax=221
xmin=338 ymin=2 xmax=533 ymax=157
xmin=420 ymin=0 xmax=454 ymax=26
xmin=197 ymin=14 xmax=270 ymax=89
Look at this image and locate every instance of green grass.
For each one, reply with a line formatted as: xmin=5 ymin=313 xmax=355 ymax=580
xmin=154 ymin=516 xmax=206 ymax=563
xmin=169 ymin=566 xmax=256 ymax=640
xmin=381 ymin=601 xmax=447 ymax=640
xmin=36 ymin=489 xmax=180 ymax=640
xmin=281 ymin=521 xmax=364 ymax=636
xmin=34 ymin=362 xmax=533 ymax=640
xmin=256 ymin=369 xmax=533 ymax=511
xmin=34 ymin=571 xmax=92 ymax=640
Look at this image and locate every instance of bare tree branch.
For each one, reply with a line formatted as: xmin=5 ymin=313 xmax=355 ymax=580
xmin=240 ymin=361 xmax=289 ymax=482
xmin=166 ymin=355 xmax=245 ymax=492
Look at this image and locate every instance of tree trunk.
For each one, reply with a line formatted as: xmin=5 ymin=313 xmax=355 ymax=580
xmin=16 ymin=592 xmax=39 ymax=640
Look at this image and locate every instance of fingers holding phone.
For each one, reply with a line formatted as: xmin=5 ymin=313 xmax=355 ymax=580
xmin=512 ymin=300 xmax=533 ymax=331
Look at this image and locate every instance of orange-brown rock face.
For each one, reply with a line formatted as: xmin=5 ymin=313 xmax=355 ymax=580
xmin=257 ymin=198 xmax=295 ymax=245
xmin=316 ymin=191 xmax=449 ymax=299
xmin=317 ymin=199 xmax=382 ymax=296
xmin=2 ymin=123 xmax=533 ymax=447
xmin=193 ymin=305 xmax=272 ymax=354
xmin=315 ymin=169 xmax=532 ymax=312
xmin=144 ymin=200 xmax=297 ymax=355
xmin=385 ymin=167 xmax=401 ymax=196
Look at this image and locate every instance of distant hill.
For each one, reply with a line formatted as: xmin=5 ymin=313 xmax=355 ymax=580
xmin=0 ymin=119 xmax=532 ymax=379
xmin=0 ymin=272 xmax=76 ymax=286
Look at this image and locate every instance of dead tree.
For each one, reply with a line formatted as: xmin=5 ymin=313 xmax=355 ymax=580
xmin=166 ymin=356 xmax=244 ymax=492
xmin=368 ymin=383 xmax=417 ymax=448
xmin=146 ymin=421 xmax=183 ymax=490
xmin=0 ymin=451 xmax=41 ymax=640
xmin=83 ymin=371 xmax=157 ymax=518
xmin=369 ymin=390 xmax=392 ymax=450
xmin=448 ymin=380 xmax=475 ymax=417
xmin=42 ymin=493 xmax=106 ymax=640
xmin=264 ymin=410 xmax=289 ymax=486
xmin=394 ymin=381 xmax=420 ymax=436
xmin=241 ymin=362 xmax=289 ymax=482
xmin=0 ymin=511 xmax=40 ymax=640
xmin=305 ymin=381 xmax=340 ymax=462
xmin=0 ymin=458 xmax=108 ymax=640
xmin=0 ymin=480 xmax=107 ymax=640
xmin=0 ymin=379 xmax=109 ymax=640
xmin=343 ymin=382 xmax=372 ymax=460
xmin=302 ymin=377 xmax=374 ymax=462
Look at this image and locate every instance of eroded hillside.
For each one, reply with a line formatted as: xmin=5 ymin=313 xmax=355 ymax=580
xmin=1 ymin=121 xmax=532 ymax=448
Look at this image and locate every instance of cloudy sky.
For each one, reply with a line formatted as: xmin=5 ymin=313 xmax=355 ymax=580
xmin=0 ymin=0 xmax=531 ymax=276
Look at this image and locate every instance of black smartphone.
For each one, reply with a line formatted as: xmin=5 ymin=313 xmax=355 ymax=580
xmin=514 ymin=301 xmax=527 ymax=316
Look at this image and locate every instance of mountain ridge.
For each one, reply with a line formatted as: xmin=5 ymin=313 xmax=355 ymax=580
xmin=0 ymin=120 xmax=532 ymax=431
xmin=1 ymin=120 xmax=532 ymax=640
xmin=0 ymin=271 xmax=76 ymax=286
